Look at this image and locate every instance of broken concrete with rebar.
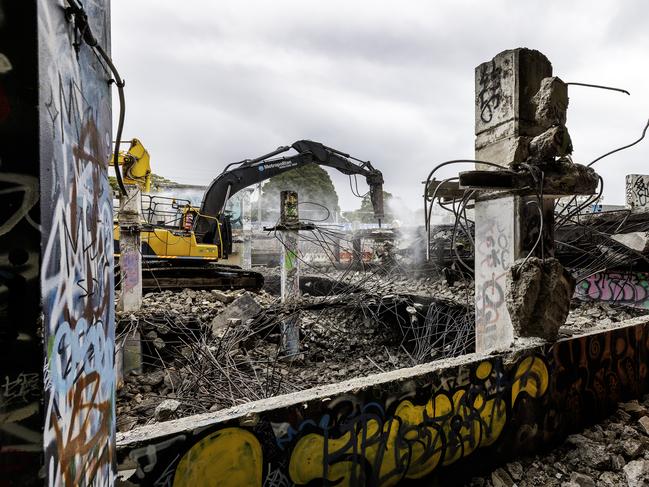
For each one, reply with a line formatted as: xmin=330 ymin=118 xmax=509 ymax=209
xmin=110 ymin=48 xmax=649 ymax=486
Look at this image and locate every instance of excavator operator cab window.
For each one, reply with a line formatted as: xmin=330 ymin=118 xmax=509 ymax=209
xmin=182 ymin=206 xmax=198 ymax=232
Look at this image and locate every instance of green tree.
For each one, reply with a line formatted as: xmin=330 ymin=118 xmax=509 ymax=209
xmin=342 ymin=190 xmax=394 ymax=223
xmin=258 ymin=164 xmax=339 ymax=221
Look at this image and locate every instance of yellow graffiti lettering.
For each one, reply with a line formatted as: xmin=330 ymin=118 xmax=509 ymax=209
xmin=511 ymin=356 xmax=549 ymax=404
xmin=173 ymin=428 xmax=262 ymax=487
xmin=289 ymin=402 xmax=445 ymax=486
xmin=289 ymin=358 xmax=549 ymax=485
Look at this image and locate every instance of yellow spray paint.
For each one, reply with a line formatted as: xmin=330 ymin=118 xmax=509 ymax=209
xmin=289 ymin=357 xmax=549 ymax=486
xmin=173 ymin=428 xmax=262 ymax=487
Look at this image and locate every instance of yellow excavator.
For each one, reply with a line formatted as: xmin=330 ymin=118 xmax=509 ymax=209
xmin=113 ymin=138 xmax=385 ymax=290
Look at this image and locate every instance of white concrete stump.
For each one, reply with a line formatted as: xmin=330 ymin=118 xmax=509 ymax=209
xmin=242 ymin=189 xmax=253 ymax=269
xmin=280 ymin=190 xmax=300 ymax=356
xmin=474 ymin=196 xmax=519 ymax=352
xmin=118 ymin=185 xmax=142 ymax=312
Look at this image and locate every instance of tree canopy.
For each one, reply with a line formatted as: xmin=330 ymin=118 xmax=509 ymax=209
xmin=342 ymin=190 xmax=394 ymax=223
xmin=258 ymin=163 xmax=339 ymax=221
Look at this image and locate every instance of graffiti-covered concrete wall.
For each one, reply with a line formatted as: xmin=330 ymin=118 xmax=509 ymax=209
xmin=576 ymin=272 xmax=649 ymax=309
xmin=38 ymin=0 xmax=115 ymax=485
xmin=118 ymin=316 xmax=649 ymax=486
xmin=0 ymin=2 xmax=43 ymax=484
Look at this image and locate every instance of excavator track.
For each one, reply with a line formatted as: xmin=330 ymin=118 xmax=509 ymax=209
xmin=117 ymin=261 xmax=264 ymax=292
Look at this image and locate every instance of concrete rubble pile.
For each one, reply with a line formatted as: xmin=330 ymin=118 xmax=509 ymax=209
xmin=116 ymin=283 xmax=430 ymax=431
xmin=467 ymin=398 xmax=649 ymax=487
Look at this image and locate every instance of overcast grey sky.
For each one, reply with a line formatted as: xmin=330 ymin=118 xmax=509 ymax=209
xmin=112 ymin=0 xmax=648 ymax=212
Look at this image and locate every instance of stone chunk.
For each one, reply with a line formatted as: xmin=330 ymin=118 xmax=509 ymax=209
xmin=622 ymin=437 xmax=647 ymax=459
xmin=210 ymin=292 xmax=262 ymax=337
xmin=506 ymin=257 xmax=575 ymax=341
xmin=638 ymin=416 xmax=649 ymax=436
xmin=611 ymin=232 xmax=649 ymax=252
xmin=528 ymin=125 xmax=572 ymax=162
xmin=154 ymin=399 xmax=181 ymax=422
xmin=506 ymin=461 xmax=523 ymax=481
xmin=620 ymin=400 xmax=648 ymax=419
xmin=212 ymin=289 xmax=236 ymax=304
xmin=491 ymin=467 xmax=515 ymax=487
xmin=624 ymin=459 xmax=649 ymax=486
xmin=532 ymin=76 xmax=568 ymax=129
xmin=568 ymin=472 xmax=595 ymax=487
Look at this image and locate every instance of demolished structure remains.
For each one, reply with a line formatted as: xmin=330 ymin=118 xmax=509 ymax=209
xmin=1 ymin=3 xmax=649 ymax=486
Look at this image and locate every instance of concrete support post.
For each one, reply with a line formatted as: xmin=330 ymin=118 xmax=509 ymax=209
xmin=280 ymin=190 xmax=300 ymax=356
xmin=473 ymin=49 xmax=557 ymax=353
xmin=474 ymin=196 xmax=519 ymax=352
xmin=626 ymin=174 xmax=649 ymax=211
xmin=118 ymin=185 xmax=143 ymax=312
xmin=257 ymin=182 xmax=263 ymax=230
xmin=241 ymin=189 xmax=253 ymax=269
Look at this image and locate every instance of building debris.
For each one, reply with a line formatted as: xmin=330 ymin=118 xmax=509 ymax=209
xmin=506 ymin=257 xmax=575 ymax=340
xmin=467 ymin=397 xmax=649 ymax=487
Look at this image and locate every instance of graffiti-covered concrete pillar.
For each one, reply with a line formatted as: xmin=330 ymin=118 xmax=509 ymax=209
xmin=0 ymin=1 xmax=115 ymax=484
xmin=40 ymin=0 xmax=116 ymax=483
xmin=471 ymin=48 xmax=596 ymax=352
xmin=241 ymin=188 xmax=253 ymax=269
xmin=473 ymin=49 xmax=550 ymax=352
xmin=473 ymin=49 xmax=560 ymax=352
xmin=626 ymin=174 xmax=649 ymax=211
xmin=118 ymin=185 xmax=143 ymax=312
xmin=280 ymin=190 xmax=300 ymax=357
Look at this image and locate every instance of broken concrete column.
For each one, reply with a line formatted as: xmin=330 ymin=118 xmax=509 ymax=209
xmin=280 ymin=190 xmax=300 ymax=357
xmin=472 ymin=48 xmax=580 ymax=352
xmin=475 ymin=48 xmax=552 ymax=168
xmin=626 ymin=174 xmax=649 ymax=211
xmin=118 ymin=185 xmax=143 ymax=312
xmin=506 ymin=257 xmax=575 ymax=340
xmin=241 ymin=189 xmax=253 ymax=269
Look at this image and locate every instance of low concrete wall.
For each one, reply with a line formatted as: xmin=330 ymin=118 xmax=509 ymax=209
xmin=117 ymin=316 xmax=649 ymax=486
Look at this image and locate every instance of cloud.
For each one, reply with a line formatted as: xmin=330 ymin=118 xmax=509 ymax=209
xmin=111 ymin=0 xmax=649 ymax=211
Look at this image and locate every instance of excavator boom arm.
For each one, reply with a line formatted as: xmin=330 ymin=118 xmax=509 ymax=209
xmin=195 ymin=140 xmax=384 ymax=244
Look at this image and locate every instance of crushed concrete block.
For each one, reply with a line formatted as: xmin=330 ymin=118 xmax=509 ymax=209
xmin=535 ymin=160 xmax=599 ymax=196
xmin=597 ymin=472 xmax=623 ymax=487
xmin=611 ymin=453 xmax=626 ymax=470
xmin=569 ymin=472 xmax=595 ymax=487
xmin=622 ymin=437 xmax=647 ymax=459
xmin=506 ymin=257 xmax=575 ymax=341
xmin=624 ymin=459 xmax=649 ymax=487
xmin=610 ymin=232 xmax=649 ymax=253
xmin=210 ymin=292 xmax=262 ymax=336
xmin=506 ymin=461 xmax=523 ymax=481
xmin=212 ymin=289 xmax=236 ymax=304
xmin=528 ymin=125 xmax=572 ymax=162
xmin=491 ymin=468 xmax=515 ymax=487
xmin=154 ymin=399 xmax=181 ymax=422
xmin=532 ymin=76 xmax=568 ymax=129
xmin=638 ymin=416 xmax=649 ymax=436
xmin=620 ymin=400 xmax=647 ymax=419
xmin=476 ymin=135 xmax=532 ymax=168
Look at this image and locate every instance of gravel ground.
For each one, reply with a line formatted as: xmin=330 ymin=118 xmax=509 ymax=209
xmin=467 ymin=397 xmax=649 ymax=487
